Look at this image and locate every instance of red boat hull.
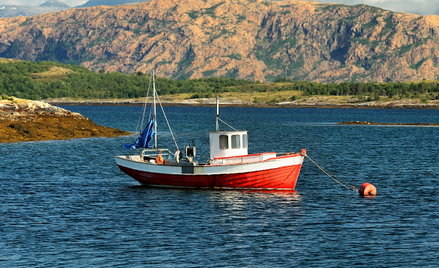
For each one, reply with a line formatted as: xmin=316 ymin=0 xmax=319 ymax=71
xmin=118 ymin=163 xmax=302 ymax=190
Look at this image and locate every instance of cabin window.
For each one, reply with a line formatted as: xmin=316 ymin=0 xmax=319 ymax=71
xmin=219 ymin=135 xmax=229 ymax=150
xmin=242 ymin=134 xmax=248 ymax=148
xmin=231 ymin=135 xmax=240 ymax=149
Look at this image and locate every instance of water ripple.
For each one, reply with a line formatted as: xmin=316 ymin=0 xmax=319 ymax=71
xmin=1 ymin=107 xmax=439 ymax=267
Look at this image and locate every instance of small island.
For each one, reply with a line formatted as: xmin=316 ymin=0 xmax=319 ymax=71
xmin=338 ymin=121 xmax=439 ymax=126
xmin=0 ymin=96 xmax=130 ymax=143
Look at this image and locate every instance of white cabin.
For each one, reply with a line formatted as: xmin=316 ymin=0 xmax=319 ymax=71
xmin=209 ymin=130 xmax=248 ymax=159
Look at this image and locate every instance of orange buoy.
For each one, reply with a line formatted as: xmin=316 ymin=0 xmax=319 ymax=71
xmin=358 ymin=182 xmax=377 ymax=197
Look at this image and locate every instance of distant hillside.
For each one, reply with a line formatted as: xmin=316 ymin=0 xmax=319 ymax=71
xmin=76 ymin=0 xmax=146 ymax=7
xmin=1 ymin=0 xmax=439 ymax=82
xmin=40 ymin=0 xmax=70 ymax=8
xmin=0 ymin=0 xmax=139 ymax=18
xmin=0 ymin=1 xmax=69 ymax=18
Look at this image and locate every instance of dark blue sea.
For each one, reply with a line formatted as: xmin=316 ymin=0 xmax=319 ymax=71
xmin=1 ymin=105 xmax=439 ymax=267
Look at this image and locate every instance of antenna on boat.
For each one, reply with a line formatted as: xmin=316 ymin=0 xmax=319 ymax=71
xmin=153 ymin=70 xmax=157 ymax=149
xmin=215 ymin=96 xmax=238 ymax=131
xmin=216 ymin=96 xmax=219 ymax=131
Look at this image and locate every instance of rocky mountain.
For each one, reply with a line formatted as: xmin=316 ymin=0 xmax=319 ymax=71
xmin=0 ymin=0 xmax=439 ymax=82
xmin=77 ymin=0 xmax=146 ymax=8
xmin=40 ymin=0 xmax=70 ymax=8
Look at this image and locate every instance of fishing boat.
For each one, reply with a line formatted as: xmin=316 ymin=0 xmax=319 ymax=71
xmin=114 ymin=72 xmax=306 ymax=190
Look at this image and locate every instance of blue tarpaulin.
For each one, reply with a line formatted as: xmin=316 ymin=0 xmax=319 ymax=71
xmin=122 ymin=119 xmax=155 ymax=150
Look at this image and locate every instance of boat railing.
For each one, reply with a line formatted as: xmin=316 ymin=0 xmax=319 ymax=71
xmin=210 ymin=152 xmax=277 ymax=166
xmin=141 ymin=148 xmax=174 ymax=160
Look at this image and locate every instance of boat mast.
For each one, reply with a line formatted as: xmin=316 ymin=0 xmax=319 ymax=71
xmin=216 ymin=96 xmax=219 ymax=131
xmin=153 ymin=70 xmax=157 ymax=149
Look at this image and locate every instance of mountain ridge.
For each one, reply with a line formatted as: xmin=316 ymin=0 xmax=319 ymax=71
xmin=1 ymin=0 xmax=439 ymax=82
xmin=0 ymin=0 xmax=144 ymax=18
xmin=0 ymin=5 xmax=68 ymax=18
xmin=40 ymin=0 xmax=70 ymax=8
xmin=76 ymin=0 xmax=146 ymax=8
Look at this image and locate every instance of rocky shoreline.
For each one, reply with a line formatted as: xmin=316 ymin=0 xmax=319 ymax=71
xmin=0 ymin=99 xmax=130 ymax=143
xmin=45 ymin=97 xmax=439 ymax=109
xmin=2 ymin=97 xmax=436 ymax=143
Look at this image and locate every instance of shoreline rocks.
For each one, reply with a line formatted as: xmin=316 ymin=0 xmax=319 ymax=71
xmin=0 ymin=99 xmax=85 ymax=121
xmin=45 ymin=97 xmax=439 ymax=109
xmin=0 ymin=98 xmax=130 ymax=143
xmin=338 ymin=121 xmax=439 ymax=126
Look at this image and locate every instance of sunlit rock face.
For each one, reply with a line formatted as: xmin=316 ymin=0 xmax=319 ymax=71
xmin=1 ymin=0 xmax=439 ymax=82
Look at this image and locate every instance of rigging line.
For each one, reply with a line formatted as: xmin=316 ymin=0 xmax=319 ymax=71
xmin=148 ymin=102 xmax=153 ymax=123
xmin=136 ymin=74 xmax=153 ymax=133
xmin=306 ymin=155 xmax=357 ymax=192
xmin=218 ymin=117 xmax=237 ymax=131
xmin=155 ymin=92 xmax=180 ymax=151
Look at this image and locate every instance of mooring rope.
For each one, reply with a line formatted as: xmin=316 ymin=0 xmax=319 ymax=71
xmin=305 ymin=155 xmax=358 ymax=192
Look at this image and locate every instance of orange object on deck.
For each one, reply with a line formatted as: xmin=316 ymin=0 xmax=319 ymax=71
xmin=155 ymin=150 xmax=164 ymax=165
xmin=359 ymin=182 xmax=377 ymax=197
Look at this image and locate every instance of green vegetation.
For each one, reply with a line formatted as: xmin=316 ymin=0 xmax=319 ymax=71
xmin=399 ymin=44 xmax=413 ymax=55
xmin=285 ymin=80 xmax=439 ymax=99
xmin=1 ymin=59 xmax=439 ymax=101
xmin=226 ymin=54 xmax=242 ymax=61
xmin=384 ymin=16 xmax=397 ymax=28
xmin=255 ymin=38 xmax=298 ymax=70
xmin=0 ymin=94 xmax=16 ymax=101
xmin=0 ymin=59 xmax=253 ymax=100
xmin=187 ymin=11 xmax=198 ymax=20
xmin=321 ymin=4 xmax=351 ymax=11
xmin=186 ymin=2 xmax=223 ymax=19
xmin=204 ymin=2 xmax=223 ymax=17
xmin=410 ymin=58 xmax=428 ymax=70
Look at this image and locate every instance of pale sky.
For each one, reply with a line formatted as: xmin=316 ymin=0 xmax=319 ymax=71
xmin=311 ymin=0 xmax=439 ymax=16
xmin=0 ymin=0 xmax=437 ymax=15
xmin=0 ymin=0 xmax=87 ymax=6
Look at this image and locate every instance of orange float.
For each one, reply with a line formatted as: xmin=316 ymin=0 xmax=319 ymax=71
xmin=155 ymin=150 xmax=164 ymax=165
xmin=358 ymin=182 xmax=377 ymax=197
